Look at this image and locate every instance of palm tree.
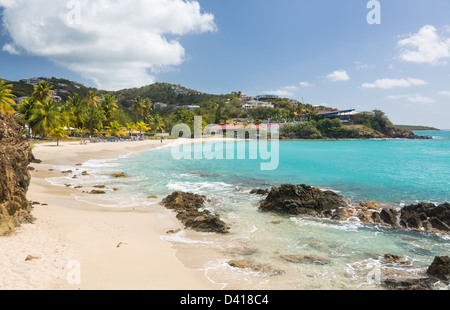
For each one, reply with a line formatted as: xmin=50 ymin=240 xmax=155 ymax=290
xmin=136 ymin=122 xmax=150 ymax=138
xmin=106 ymin=121 xmax=125 ymax=138
xmin=152 ymin=114 xmax=165 ymax=133
xmin=100 ymin=94 xmax=118 ymax=127
xmin=32 ymin=81 xmax=54 ymax=103
xmin=49 ymin=126 xmax=69 ymax=146
xmin=126 ymin=122 xmax=137 ymax=137
xmin=0 ymin=79 xmax=16 ymax=115
xmin=86 ymin=91 xmax=100 ymax=136
xmin=143 ymin=98 xmax=153 ymax=123
xmin=131 ymin=96 xmax=145 ymax=122
xmin=29 ymin=99 xmax=62 ymax=137
xmin=67 ymin=93 xmax=87 ymax=129
xmin=16 ymin=97 xmax=38 ymax=136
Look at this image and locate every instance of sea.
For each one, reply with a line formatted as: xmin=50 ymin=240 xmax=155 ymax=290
xmin=48 ymin=131 xmax=450 ymax=290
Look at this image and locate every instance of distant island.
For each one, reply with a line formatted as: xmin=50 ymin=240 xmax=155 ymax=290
xmin=395 ymin=125 xmax=440 ymax=131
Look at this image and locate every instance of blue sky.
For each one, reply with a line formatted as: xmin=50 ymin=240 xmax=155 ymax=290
xmin=1 ymin=0 xmax=449 ymax=128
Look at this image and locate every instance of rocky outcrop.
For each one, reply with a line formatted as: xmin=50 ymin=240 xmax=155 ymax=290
xmin=426 ymin=256 xmax=450 ymax=283
xmin=258 ymin=184 xmax=348 ymax=217
xmin=399 ymin=203 xmax=450 ymax=232
xmin=380 ymin=255 xmax=450 ymax=290
xmin=0 ymin=113 xmax=34 ymax=235
xmin=161 ymin=191 xmax=230 ymax=234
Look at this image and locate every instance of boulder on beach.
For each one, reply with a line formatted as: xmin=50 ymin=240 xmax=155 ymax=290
xmin=90 ymin=190 xmax=106 ymax=195
xmin=258 ymin=184 xmax=348 ymax=216
xmin=111 ymin=172 xmax=126 ymax=178
xmin=161 ymin=191 xmax=230 ymax=234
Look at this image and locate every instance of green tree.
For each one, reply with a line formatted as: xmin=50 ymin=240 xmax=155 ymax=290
xmin=132 ymin=96 xmax=145 ymax=122
xmin=0 ymin=79 xmax=16 ymax=114
xmin=152 ymin=114 xmax=165 ymax=133
xmin=86 ymin=91 xmax=101 ymax=135
xmin=49 ymin=126 xmax=69 ymax=146
xmin=67 ymin=93 xmax=87 ymax=129
xmin=100 ymin=94 xmax=118 ymax=127
xmin=106 ymin=121 xmax=125 ymax=137
xmin=16 ymin=97 xmax=38 ymax=136
xmin=29 ymin=99 xmax=63 ymax=136
xmin=32 ymin=81 xmax=54 ymax=103
xmin=136 ymin=122 xmax=150 ymax=138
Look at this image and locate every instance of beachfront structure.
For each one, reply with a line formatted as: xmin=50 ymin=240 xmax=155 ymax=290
xmin=242 ymin=100 xmax=275 ymax=110
xmin=205 ymin=123 xmax=284 ymax=136
xmin=317 ymin=109 xmax=356 ymax=122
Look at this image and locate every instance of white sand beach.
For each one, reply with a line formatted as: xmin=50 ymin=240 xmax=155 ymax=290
xmin=0 ymin=139 xmax=223 ymax=290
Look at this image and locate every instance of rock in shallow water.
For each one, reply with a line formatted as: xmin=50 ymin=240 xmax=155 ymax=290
xmin=258 ymin=184 xmax=348 ymax=216
xmin=161 ymin=191 xmax=230 ymax=234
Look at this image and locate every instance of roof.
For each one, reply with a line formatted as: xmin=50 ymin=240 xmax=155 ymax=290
xmin=317 ymin=109 xmax=355 ymax=116
xmin=207 ymin=124 xmax=285 ymax=131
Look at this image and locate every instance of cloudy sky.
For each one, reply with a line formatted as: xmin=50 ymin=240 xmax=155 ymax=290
xmin=1 ymin=0 xmax=449 ymax=128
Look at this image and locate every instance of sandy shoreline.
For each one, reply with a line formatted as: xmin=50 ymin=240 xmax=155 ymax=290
xmin=0 ymin=139 xmax=223 ymax=290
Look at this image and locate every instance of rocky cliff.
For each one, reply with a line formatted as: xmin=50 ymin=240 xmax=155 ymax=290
xmin=0 ymin=113 xmax=34 ymax=235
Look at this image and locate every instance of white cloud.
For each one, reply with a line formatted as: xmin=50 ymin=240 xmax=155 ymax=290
xmin=354 ymin=61 xmax=375 ymax=70
xmin=362 ymin=78 xmax=427 ymax=89
xmin=299 ymin=81 xmax=313 ymax=87
xmin=2 ymin=43 xmax=20 ymax=55
xmin=438 ymin=91 xmax=450 ymax=96
xmin=387 ymin=94 xmax=435 ymax=104
xmin=0 ymin=0 xmax=216 ymax=90
xmin=398 ymin=25 xmax=450 ymax=65
xmin=326 ymin=70 xmax=350 ymax=82
xmin=265 ymin=86 xmax=298 ymax=98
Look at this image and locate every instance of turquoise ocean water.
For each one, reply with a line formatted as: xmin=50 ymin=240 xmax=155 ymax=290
xmin=50 ymin=131 xmax=450 ymax=289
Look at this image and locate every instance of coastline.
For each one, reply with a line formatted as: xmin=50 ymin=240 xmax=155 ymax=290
xmin=0 ymin=139 xmax=223 ymax=290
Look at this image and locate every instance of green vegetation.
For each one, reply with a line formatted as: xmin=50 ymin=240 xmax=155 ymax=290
xmin=395 ymin=125 xmax=440 ymax=131
xmin=3 ymin=77 xmax=426 ymax=142
xmin=281 ymin=118 xmax=359 ymax=139
xmin=0 ymin=79 xmax=16 ymax=114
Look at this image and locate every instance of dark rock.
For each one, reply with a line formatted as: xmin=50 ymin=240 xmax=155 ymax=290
xmin=426 ymin=256 xmax=450 ymax=283
xmin=371 ymin=212 xmax=382 ymax=224
xmin=400 ymin=202 xmax=450 ymax=232
xmin=380 ymin=208 xmax=399 ymax=227
xmin=161 ymin=191 xmax=230 ymax=234
xmin=250 ymin=189 xmax=269 ymax=195
xmin=258 ymin=184 xmax=348 ymax=216
xmin=0 ymin=113 xmax=34 ymax=235
xmin=93 ymin=185 xmax=106 ymax=189
xmin=81 ymin=171 xmax=89 ymax=176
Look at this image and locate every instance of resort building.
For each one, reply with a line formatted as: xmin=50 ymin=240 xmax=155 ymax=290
xmin=153 ymin=102 xmax=168 ymax=109
xmin=256 ymin=94 xmax=279 ymax=101
xmin=317 ymin=109 xmax=356 ymax=122
xmin=205 ymin=123 xmax=284 ymax=136
xmin=20 ymin=78 xmax=45 ymax=85
xmin=242 ymin=100 xmax=275 ymax=110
